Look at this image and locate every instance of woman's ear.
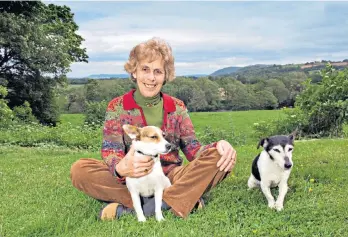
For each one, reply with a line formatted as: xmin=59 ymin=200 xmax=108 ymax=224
xmin=132 ymin=72 xmax=137 ymax=79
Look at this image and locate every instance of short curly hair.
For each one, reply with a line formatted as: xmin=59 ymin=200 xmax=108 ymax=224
xmin=124 ymin=37 xmax=175 ymax=84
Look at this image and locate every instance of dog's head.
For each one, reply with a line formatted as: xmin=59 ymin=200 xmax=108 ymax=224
xmin=257 ymin=130 xmax=297 ymax=170
xmin=122 ymin=124 xmax=172 ymax=156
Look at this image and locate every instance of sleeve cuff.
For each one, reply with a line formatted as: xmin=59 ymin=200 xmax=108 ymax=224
xmin=114 ymin=163 xmax=126 ymax=183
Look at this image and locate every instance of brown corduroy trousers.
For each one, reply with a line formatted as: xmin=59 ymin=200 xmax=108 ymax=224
xmin=70 ymin=148 xmax=230 ymax=218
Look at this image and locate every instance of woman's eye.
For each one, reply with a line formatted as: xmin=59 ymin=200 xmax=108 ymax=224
xmin=150 ymin=136 xmax=157 ymax=139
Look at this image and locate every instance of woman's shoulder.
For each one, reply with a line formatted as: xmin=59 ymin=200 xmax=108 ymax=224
xmin=161 ymin=92 xmax=187 ymax=111
xmin=106 ymin=91 xmax=130 ymax=110
xmin=107 ymin=94 xmax=125 ymax=107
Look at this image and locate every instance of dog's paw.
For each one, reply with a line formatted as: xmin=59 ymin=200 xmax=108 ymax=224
xmin=137 ymin=216 xmax=146 ymax=222
xmin=268 ymin=201 xmax=276 ymax=209
xmin=275 ymin=202 xmax=284 ymax=211
xmin=155 ymin=213 xmax=165 ymax=222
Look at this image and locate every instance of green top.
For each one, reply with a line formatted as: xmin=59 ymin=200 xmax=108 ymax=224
xmin=133 ymin=88 xmax=163 ymax=128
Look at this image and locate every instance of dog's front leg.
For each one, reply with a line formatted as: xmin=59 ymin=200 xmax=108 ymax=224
xmin=275 ymin=181 xmax=288 ymax=211
xmin=154 ymin=188 xmax=165 ymax=222
xmin=130 ymin=192 xmax=146 ymax=222
xmin=260 ymin=181 xmax=275 ymax=209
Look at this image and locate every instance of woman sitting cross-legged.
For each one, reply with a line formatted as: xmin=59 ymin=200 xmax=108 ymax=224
xmin=70 ymin=37 xmax=237 ymax=220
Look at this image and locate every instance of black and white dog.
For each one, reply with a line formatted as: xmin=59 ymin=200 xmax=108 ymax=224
xmin=248 ymin=130 xmax=297 ymax=211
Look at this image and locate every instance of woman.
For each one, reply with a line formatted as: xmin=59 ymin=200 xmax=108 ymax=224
xmin=70 ymin=37 xmax=237 ymax=220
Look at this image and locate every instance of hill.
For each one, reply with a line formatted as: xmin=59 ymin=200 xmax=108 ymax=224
xmin=210 ymin=60 xmax=348 ymax=77
xmin=210 ymin=66 xmax=242 ymax=76
xmin=87 ymin=74 xmax=129 ymax=79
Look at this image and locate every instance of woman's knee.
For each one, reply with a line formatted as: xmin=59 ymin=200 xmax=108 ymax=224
xmin=199 ymin=147 xmax=222 ymax=164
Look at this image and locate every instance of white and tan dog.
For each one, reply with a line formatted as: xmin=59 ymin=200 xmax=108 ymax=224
xmin=122 ymin=124 xmax=172 ymax=222
xmin=248 ymin=131 xmax=296 ymax=211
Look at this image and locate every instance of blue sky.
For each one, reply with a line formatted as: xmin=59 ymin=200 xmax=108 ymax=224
xmin=47 ymin=1 xmax=348 ymax=77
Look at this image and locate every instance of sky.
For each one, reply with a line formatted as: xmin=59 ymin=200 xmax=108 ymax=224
xmin=46 ymin=1 xmax=348 ymax=78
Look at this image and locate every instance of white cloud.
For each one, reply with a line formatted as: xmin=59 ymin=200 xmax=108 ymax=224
xmin=68 ymin=61 xmax=127 ymax=77
xmin=59 ymin=1 xmax=348 ymax=77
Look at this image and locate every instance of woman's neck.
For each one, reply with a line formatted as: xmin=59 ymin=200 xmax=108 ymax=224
xmin=133 ymin=88 xmax=161 ymax=107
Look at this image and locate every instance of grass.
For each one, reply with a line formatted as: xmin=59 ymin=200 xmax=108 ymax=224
xmin=1 ymin=111 xmax=348 ymax=236
xmin=67 ymin=84 xmax=84 ymax=89
xmin=1 ymin=139 xmax=348 ymax=236
xmin=59 ymin=114 xmax=86 ymax=127
xmin=190 ymin=110 xmax=286 ymax=132
xmin=190 ymin=110 xmax=286 ymax=145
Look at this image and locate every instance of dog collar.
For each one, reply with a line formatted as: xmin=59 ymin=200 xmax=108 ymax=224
xmin=136 ymin=150 xmax=158 ymax=159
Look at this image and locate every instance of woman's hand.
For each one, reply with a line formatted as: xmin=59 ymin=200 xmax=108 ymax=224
xmin=216 ymin=140 xmax=237 ymax=172
xmin=115 ymin=144 xmax=154 ymax=178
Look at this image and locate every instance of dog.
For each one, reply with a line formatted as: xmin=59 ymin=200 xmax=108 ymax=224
xmin=122 ymin=124 xmax=172 ymax=222
xmin=247 ymin=130 xmax=297 ymax=211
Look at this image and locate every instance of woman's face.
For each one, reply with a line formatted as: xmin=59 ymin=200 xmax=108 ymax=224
xmin=132 ymin=57 xmax=165 ymax=98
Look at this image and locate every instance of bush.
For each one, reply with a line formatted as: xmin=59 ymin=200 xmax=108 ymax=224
xmin=295 ymin=64 xmax=348 ymax=137
xmin=196 ymin=122 xmax=247 ymax=146
xmin=0 ymin=121 xmax=102 ymax=150
xmin=84 ymin=100 xmax=108 ymax=125
xmin=0 ymin=85 xmax=14 ymax=128
xmin=12 ymin=101 xmax=38 ymax=123
xmin=253 ymin=64 xmax=348 ymax=139
xmin=252 ymin=107 xmax=307 ymax=139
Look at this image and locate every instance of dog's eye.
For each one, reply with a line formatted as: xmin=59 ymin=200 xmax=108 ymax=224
xmin=273 ymin=148 xmax=281 ymax=153
xmin=288 ymin=148 xmax=293 ymax=152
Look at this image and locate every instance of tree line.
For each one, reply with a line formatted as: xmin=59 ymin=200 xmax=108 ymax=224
xmin=62 ymin=70 xmax=309 ymax=115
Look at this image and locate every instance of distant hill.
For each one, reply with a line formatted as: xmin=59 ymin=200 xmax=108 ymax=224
xmin=210 ymin=66 xmax=242 ymax=76
xmin=87 ymin=74 xmax=129 ymax=79
xmin=72 ymin=73 xmax=208 ymax=80
xmin=210 ymin=60 xmax=348 ymax=77
xmin=182 ymin=74 xmax=208 ymax=78
xmin=70 ymin=59 xmax=348 ymax=80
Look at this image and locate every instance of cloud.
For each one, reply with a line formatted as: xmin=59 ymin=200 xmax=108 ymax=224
xmin=50 ymin=1 xmax=348 ymax=77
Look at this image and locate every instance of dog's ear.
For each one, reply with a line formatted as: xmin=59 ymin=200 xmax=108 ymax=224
xmin=122 ymin=124 xmax=140 ymax=140
xmin=257 ymin=138 xmax=269 ymax=149
xmin=289 ymin=128 xmax=298 ymax=143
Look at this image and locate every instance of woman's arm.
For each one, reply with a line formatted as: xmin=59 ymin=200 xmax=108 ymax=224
xmin=178 ymin=105 xmax=218 ymax=162
xmin=101 ymin=102 xmax=127 ymax=183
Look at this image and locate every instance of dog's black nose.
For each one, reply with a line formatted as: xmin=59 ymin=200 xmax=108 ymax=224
xmin=284 ymin=163 xmax=292 ymax=169
xmin=165 ymin=143 xmax=172 ymax=150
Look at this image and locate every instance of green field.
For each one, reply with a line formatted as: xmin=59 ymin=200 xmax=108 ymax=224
xmin=57 ymin=110 xmax=287 ymax=146
xmin=1 ymin=111 xmax=348 ymax=236
xmin=67 ymin=84 xmax=84 ymax=89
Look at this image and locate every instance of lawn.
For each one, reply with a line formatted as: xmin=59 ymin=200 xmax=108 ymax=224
xmin=1 ymin=111 xmax=348 ymax=236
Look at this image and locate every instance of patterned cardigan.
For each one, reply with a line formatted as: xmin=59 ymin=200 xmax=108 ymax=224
xmin=101 ymin=89 xmax=217 ymax=184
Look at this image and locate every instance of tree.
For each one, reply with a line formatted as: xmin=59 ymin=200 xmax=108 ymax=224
xmin=0 ymin=1 xmax=88 ymax=125
xmin=223 ymin=81 xmax=252 ymax=110
xmin=255 ymin=90 xmax=278 ymax=110
xmin=264 ymin=79 xmax=290 ymax=106
xmin=85 ymin=79 xmax=103 ymax=102
xmin=195 ymin=77 xmax=220 ymax=110
xmin=166 ymin=77 xmax=208 ymax=111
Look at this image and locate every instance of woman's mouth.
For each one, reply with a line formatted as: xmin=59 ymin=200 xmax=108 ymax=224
xmin=144 ymin=83 xmax=156 ymax=88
